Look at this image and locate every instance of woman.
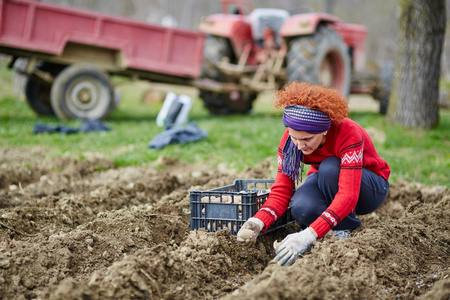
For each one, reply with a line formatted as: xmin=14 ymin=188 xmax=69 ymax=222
xmin=237 ymin=82 xmax=390 ymax=266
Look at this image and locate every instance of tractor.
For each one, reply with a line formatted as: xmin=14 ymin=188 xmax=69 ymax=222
xmin=196 ymin=0 xmax=390 ymax=114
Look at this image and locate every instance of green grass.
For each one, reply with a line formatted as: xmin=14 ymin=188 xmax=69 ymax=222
xmin=1 ymin=60 xmax=449 ymax=186
xmin=349 ymin=110 xmax=450 ymax=186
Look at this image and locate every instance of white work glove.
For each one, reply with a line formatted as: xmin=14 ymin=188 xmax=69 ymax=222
xmin=236 ymin=217 xmax=264 ymax=243
xmin=273 ymin=227 xmax=316 ymax=266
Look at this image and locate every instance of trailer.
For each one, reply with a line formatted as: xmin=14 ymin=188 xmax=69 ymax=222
xmin=0 ymin=0 xmax=205 ymax=120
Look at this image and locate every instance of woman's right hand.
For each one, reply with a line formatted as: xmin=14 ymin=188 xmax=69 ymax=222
xmin=236 ymin=217 xmax=264 ymax=243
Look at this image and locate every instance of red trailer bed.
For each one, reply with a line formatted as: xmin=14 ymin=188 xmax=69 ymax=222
xmin=0 ymin=0 xmax=205 ymax=78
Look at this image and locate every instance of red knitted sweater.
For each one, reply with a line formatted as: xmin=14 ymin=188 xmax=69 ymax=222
xmin=253 ymin=118 xmax=391 ymax=239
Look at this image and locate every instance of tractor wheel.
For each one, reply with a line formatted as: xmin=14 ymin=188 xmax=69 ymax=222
xmin=50 ymin=63 xmax=115 ymax=121
xmin=286 ymin=26 xmax=351 ymax=97
xmin=374 ymin=62 xmax=393 ymax=115
xmin=199 ymin=35 xmax=257 ymax=114
xmin=25 ymin=76 xmax=54 ymax=116
xmin=199 ymin=90 xmax=257 ymax=115
xmin=201 ymin=35 xmax=231 ymax=81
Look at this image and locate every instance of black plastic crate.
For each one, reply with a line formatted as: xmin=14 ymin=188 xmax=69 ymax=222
xmin=190 ymin=179 xmax=295 ymax=236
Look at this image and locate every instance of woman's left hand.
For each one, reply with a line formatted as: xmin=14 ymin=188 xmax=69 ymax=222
xmin=273 ymin=228 xmax=316 ymax=266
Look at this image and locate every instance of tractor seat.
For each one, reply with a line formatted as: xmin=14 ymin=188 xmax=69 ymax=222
xmin=248 ymin=8 xmax=290 ymax=47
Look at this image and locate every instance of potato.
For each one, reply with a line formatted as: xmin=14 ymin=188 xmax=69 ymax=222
xmin=239 ymin=228 xmax=255 ymax=239
xmin=222 ymin=195 xmax=232 ymax=203
xmin=273 ymin=240 xmax=280 ymax=250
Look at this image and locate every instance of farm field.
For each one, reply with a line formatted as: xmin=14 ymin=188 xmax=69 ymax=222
xmin=0 ymin=148 xmax=449 ymax=299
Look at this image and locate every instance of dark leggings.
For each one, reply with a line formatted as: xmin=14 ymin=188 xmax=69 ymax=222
xmin=290 ymin=157 xmax=389 ymax=231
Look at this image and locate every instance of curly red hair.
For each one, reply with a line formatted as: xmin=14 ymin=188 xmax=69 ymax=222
xmin=274 ymin=81 xmax=349 ymax=123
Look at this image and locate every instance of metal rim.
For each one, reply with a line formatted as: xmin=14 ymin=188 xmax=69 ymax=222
xmin=319 ymin=50 xmax=345 ymax=92
xmin=64 ymin=75 xmax=110 ymax=119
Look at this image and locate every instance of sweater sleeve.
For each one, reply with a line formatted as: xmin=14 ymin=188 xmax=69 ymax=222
xmin=309 ymin=126 xmax=364 ymax=239
xmin=253 ymin=129 xmax=294 ymax=231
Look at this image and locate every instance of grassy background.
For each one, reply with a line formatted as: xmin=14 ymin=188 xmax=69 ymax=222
xmin=1 ymin=58 xmax=449 ymax=186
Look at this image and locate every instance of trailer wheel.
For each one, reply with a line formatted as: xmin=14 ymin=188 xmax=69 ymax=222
xmin=200 ymin=35 xmax=257 ymax=114
xmin=50 ymin=64 xmax=115 ymax=120
xmin=287 ymin=26 xmax=351 ymax=97
xmin=25 ymin=76 xmax=54 ymax=116
xmin=17 ymin=60 xmax=62 ymax=116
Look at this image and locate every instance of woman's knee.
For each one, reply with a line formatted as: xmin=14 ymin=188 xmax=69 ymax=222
xmin=356 ymin=175 xmax=389 ymax=215
xmin=318 ymin=157 xmax=341 ymax=179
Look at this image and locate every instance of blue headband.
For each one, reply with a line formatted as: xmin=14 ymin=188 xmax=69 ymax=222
xmin=282 ymin=105 xmax=331 ymax=133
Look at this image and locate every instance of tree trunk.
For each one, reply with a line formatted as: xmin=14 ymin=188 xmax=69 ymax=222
xmin=388 ymin=0 xmax=446 ymax=129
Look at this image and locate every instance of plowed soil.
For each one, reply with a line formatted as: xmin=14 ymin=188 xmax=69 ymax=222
xmin=0 ymin=147 xmax=449 ymax=300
